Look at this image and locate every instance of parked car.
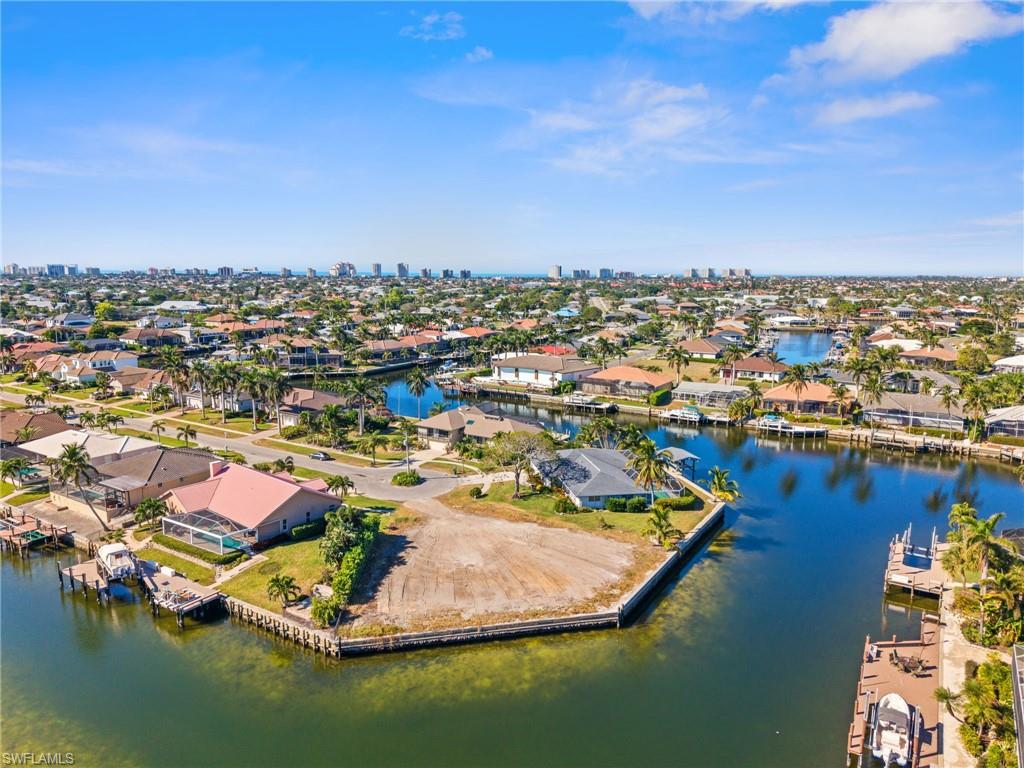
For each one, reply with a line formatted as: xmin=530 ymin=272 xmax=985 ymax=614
xmin=309 ymin=451 xmax=332 ymax=461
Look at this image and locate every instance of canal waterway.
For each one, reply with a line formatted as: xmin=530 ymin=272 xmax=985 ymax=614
xmin=3 ymin=379 xmax=1021 ymax=767
xmin=772 ymin=330 xmax=833 ymax=365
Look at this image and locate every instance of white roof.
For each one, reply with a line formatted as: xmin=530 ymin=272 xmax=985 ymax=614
xmin=994 ymin=354 xmax=1024 ymax=366
xmin=870 ymin=338 xmax=922 ymax=352
xmin=19 ymin=429 xmax=154 ymax=460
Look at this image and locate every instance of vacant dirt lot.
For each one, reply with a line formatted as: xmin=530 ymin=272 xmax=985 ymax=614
xmin=349 ymin=497 xmax=639 ymax=630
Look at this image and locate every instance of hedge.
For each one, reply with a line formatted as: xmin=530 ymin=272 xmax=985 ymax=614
xmin=330 ymin=514 xmax=380 ymax=604
xmin=290 ymin=519 xmax=327 ymax=541
xmin=989 ymin=434 xmax=1024 ymax=447
xmin=151 ymin=533 xmax=247 ymax=566
xmin=604 ymin=497 xmax=627 ymax=512
xmin=653 ymin=494 xmax=699 ymax=511
xmin=625 ymin=496 xmax=648 ymax=513
xmin=390 ymin=469 xmax=422 ymax=487
xmin=648 ymin=389 xmax=671 ymax=406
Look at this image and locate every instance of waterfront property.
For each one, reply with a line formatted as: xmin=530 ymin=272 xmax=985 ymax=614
xmin=489 ymin=354 xmax=600 ymax=389
xmin=860 ymin=392 xmax=966 ymax=433
xmin=94 ymin=447 xmax=216 ymax=513
xmin=761 ymin=381 xmax=848 ymax=415
xmin=160 ymin=462 xmax=341 ymax=551
xmin=415 ymin=403 xmax=542 ymax=450
xmin=579 ymin=366 xmax=674 ymax=401
xmin=0 ymin=410 xmax=71 ymax=445
xmin=671 ymin=381 xmax=748 ymax=408
xmin=532 ymin=447 xmax=683 ymax=509
xmin=718 ymin=356 xmax=788 ymax=383
xmin=278 ymin=387 xmax=350 ymax=427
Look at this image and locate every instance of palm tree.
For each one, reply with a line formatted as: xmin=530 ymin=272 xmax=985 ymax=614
xmin=355 ymin=432 xmax=388 ymax=466
xmin=642 ymin=506 xmax=683 ymax=548
xmin=780 ymin=363 xmax=812 ymax=415
xmin=959 ymin=383 xmax=991 ymax=442
xmin=209 ymin=361 xmax=239 ymax=423
xmin=151 ymin=419 xmax=167 ymax=445
xmin=626 ymin=437 xmax=671 ymax=505
xmin=344 ymin=376 xmax=384 ymax=435
xmin=615 ymin=424 xmax=645 ymax=453
xmin=54 ymin=443 xmax=108 ymax=530
xmin=719 ymin=344 xmax=745 ymax=383
xmin=826 ymin=379 xmax=850 ymax=421
xmin=0 ymin=457 xmax=29 ymax=490
xmin=157 ymin=346 xmax=188 ymax=408
xmin=133 ymin=497 xmax=167 ymax=527
xmin=260 ymin=366 xmax=294 ymax=433
xmin=14 ymin=425 xmax=38 ymax=443
xmin=150 ymin=383 xmax=173 ymax=413
xmin=406 ymin=367 xmax=429 ymax=419
xmin=266 ymin=574 xmax=300 ymax=609
xmin=665 ymin=347 xmax=690 ymax=385
xmin=271 ymin=456 xmax=295 ymax=474
xmin=326 ymin=474 xmax=354 ymax=500
xmin=936 ymin=384 xmax=960 ymax=441
xmin=189 ymin=360 xmax=212 ymax=419
xmin=707 ymin=466 xmax=741 ymax=501
xmin=858 ymin=372 xmax=885 ymax=433
xmin=933 ymin=687 xmax=963 ymax=723
xmin=960 ymin=511 xmax=1016 ymax=640
xmin=242 ymin=368 xmax=267 ymax=433
xmin=176 ymin=425 xmax=197 ymax=448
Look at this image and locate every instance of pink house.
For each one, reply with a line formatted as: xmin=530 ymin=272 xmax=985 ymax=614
xmin=160 ymin=462 xmax=340 ymax=552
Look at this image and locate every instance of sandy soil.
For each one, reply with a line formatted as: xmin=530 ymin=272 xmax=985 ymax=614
xmin=350 ymin=497 xmax=638 ymax=628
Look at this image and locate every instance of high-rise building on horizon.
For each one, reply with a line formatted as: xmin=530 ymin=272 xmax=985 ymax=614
xmin=599 ymin=268 xmax=613 ymax=279
xmin=218 ymin=266 xmax=234 ymax=277
xmin=329 ymin=262 xmax=355 ymax=277
xmin=441 ymin=269 xmax=454 ymax=279
xmin=281 ymin=268 xmax=292 ymax=278
xmin=571 ymin=268 xmax=590 ymax=279
xmin=306 ymin=267 xmax=316 ymax=278
xmin=420 ymin=267 xmax=431 ymax=279
xmin=548 ymin=265 xmax=562 ymax=279
xmin=397 ymin=262 xmax=409 ymax=278
xmin=459 ymin=269 xmax=471 ymax=279
xmin=371 ymin=263 xmax=382 ymax=277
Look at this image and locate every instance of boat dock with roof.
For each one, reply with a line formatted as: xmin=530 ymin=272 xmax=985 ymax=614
xmin=884 ymin=524 xmax=947 ymax=599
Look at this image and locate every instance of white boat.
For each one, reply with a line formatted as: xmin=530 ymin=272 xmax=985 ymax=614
xmin=97 ymin=543 xmax=136 ymax=581
xmin=871 ymin=693 xmax=913 ymax=766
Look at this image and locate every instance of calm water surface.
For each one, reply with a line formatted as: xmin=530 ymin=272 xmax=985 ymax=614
xmin=773 ymin=330 xmax=833 ymax=365
xmin=3 ymin=380 xmax=1022 ymax=767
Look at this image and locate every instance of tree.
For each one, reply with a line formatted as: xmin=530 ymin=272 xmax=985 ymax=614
xmin=957 ymin=345 xmax=990 ymax=375
xmin=151 ymin=419 xmax=167 ymax=445
xmin=627 ymin=438 xmax=672 ymax=504
xmin=643 ymin=506 xmax=683 ymax=548
xmin=615 ymin=423 xmax=645 ymax=453
xmin=133 ymin=497 xmax=167 ymax=527
xmin=719 ymin=344 xmax=745 ymax=383
xmin=394 ymin=418 xmax=418 ymax=468
xmin=326 ymin=474 xmax=354 ymax=499
xmin=271 ymin=456 xmax=295 ymax=474
xmin=54 ymin=443 xmax=107 ymax=530
xmin=209 ymin=362 xmax=239 ymax=423
xmin=0 ymin=457 xmax=29 ymax=489
xmin=151 ymin=383 xmax=173 ymax=413
xmin=960 ymin=511 xmax=1016 ymax=641
xmin=933 ymin=687 xmax=963 ymax=723
xmin=406 ymin=367 xmax=430 ymax=419
xmin=858 ymin=372 xmax=885 ymax=432
xmin=665 ymin=347 xmax=690 ymax=385
xmin=780 ymin=363 xmax=811 ymax=414
xmin=189 ymin=360 xmax=212 ymax=420
xmin=93 ymin=301 xmax=117 ymax=320
xmin=706 ymin=466 xmax=741 ymax=501
xmin=176 ymin=425 xmax=197 ymax=448
xmin=343 ymin=376 xmax=384 ymax=435
xmin=486 ymin=432 xmax=554 ymax=498
xmin=936 ymin=384 xmax=960 ymax=441
xmin=266 ymin=574 xmax=300 ymax=608
xmin=355 ymin=432 xmax=388 ymax=467
xmin=960 ymin=383 xmax=991 ymax=442
xmin=14 ymin=425 xmax=38 ymax=444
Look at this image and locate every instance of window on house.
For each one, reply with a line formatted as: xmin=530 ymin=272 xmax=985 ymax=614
xmin=281 ymin=519 xmax=287 ymax=531
xmin=305 ymin=511 xmax=310 ymax=522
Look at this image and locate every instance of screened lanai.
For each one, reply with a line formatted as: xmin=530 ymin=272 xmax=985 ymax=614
xmin=162 ymin=509 xmax=257 ymax=555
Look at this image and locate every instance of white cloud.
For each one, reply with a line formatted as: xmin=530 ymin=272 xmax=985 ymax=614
xmin=970 ymin=210 xmax=1024 ymax=228
xmin=726 ymin=178 xmax=781 ymax=192
xmin=628 ymin=0 xmax=817 ymax=24
xmin=400 ymin=11 xmax=465 ymax=42
xmin=465 ymin=45 xmax=493 ymax=63
xmin=790 ymin=1 xmax=1022 ymax=81
xmin=531 ymin=110 xmax=597 ymax=132
xmin=817 ymin=91 xmax=939 ymax=125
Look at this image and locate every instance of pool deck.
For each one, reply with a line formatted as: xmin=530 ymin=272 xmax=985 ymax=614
xmin=847 ymin=619 xmax=942 ymax=768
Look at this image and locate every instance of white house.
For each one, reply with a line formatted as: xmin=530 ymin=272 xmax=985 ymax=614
xmin=490 ymin=355 xmax=600 ymax=389
xmin=993 ymin=354 xmax=1024 ymax=374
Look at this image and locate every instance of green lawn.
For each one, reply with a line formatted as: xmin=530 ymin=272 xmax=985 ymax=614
xmin=115 ymin=428 xmax=190 ymax=448
xmin=0 ymin=481 xmax=16 ymax=497
xmin=178 ymin=410 xmax=274 ymax=431
xmin=421 ymin=459 xmax=484 ymax=476
xmin=60 ymin=388 xmax=99 ymax=400
xmin=442 ymin=482 xmax=706 ymax=541
xmin=7 ymin=488 xmax=51 ymax=506
xmin=219 ymin=538 xmax=324 ymax=612
xmin=345 ymin=494 xmax=398 ymax=512
xmin=135 ymin=546 xmax=215 ymax=585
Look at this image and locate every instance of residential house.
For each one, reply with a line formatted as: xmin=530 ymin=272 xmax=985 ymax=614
xmin=46 ymin=312 xmax=94 ymax=329
xmin=720 ymin=356 xmax=788 ymax=384
xmin=859 ymin=392 xmax=966 ymax=432
xmin=580 ymin=366 xmax=674 ymax=401
xmin=986 ymin=406 xmax=1024 ymax=438
xmin=490 ymin=355 xmax=600 ymax=388
xmin=96 ymin=447 xmax=216 ymax=516
xmin=898 ymin=347 xmax=958 ymax=370
xmin=0 ymin=411 xmax=72 ymax=446
xmin=762 ymin=381 xmax=849 ymax=415
xmin=278 ymin=388 xmax=350 ymax=428
xmin=994 ymin=355 xmax=1024 ymax=374
xmin=678 ymin=337 xmax=726 ymax=361
xmin=415 ymin=404 xmax=542 ymax=450
xmin=672 ymin=381 xmax=749 ymax=408
xmin=161 ymin=462 xmax=342 ymax=550
xmin=109 ymin=366 xmax=173 ymax=398
xmin=120 ymin=327 xmax=184 ymax=348
xmin=532 ymin=447 xmax=679 ymax=509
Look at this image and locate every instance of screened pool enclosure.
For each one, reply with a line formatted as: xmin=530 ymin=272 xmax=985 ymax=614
xmin=161 ymin=510 xmax=257 ymax=555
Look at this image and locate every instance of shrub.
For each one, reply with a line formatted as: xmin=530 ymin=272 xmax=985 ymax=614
xmin=151 ymin=533 xmax=246 ymax=566
xmin=280 ymin=425 xmax=308 ymax=440
xmin=289 ymin=519 xmax=327 ymax=541
xmin=989 ymin=434 xmax=1024 ymax=447
xmin=626 ymin=496 xmax=648 ymax=513
xmin=648 ymin=389 xmax=671 ymax=406
xmin=390 ymin=469 xmax=422 ymax=487
xmin=604 ymin=497 xmax=627 ymax=513
xmin=653 ymin=494 xmax=699 ymax=511
xmin=310 ymin=596 xmax=339 ymax=628
xmin=468 ymin=486 xmax=484 ymax=499
xmin=330 ymin=515 xmax=380 ymax=604
xmin=958 ymin=724 xmax=983 ymax=757
xmin=553 ymin=497 xmax=578 ymax=515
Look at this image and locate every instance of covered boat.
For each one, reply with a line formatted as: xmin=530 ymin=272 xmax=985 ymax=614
xmin=97 ymin=543 xmax=135 ymax=581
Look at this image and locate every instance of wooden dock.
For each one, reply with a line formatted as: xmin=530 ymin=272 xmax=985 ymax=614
xmin=884 ymin=525 xmax=947 ymax=598
xmin=58 ymin=558 xmax=114 ymax=603
xmin=0 ymin=511 xmax=70 ymax=556
xmin=139 ymin=563 xmax=223 ymax=628
xmin=753 ymin=418 xmax=827 ymax=438
xmin=847 ymin=619 xmax=942 ymax=768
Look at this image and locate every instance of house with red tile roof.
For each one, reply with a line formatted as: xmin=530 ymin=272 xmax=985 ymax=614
xmin=580 ymin=365 xmax=674 ymax=400
xmin=762 ymin=381 xmax=851 ymax=415
xmin=720 ymin=356 xmax=789 ymax=383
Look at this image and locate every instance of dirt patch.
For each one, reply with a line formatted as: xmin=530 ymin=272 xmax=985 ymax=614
xmin=344 ymin=497 xmax=656 ymax=633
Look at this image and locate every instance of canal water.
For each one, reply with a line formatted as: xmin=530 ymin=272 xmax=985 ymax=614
xmin=3 ymin=384 xmax=1022 ymax=767
xmin=773 ymin=330 xmax=833 ymax=365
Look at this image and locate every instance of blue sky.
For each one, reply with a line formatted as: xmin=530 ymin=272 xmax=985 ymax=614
xmin=3 ymin=1 xmax=1022 ymax=276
